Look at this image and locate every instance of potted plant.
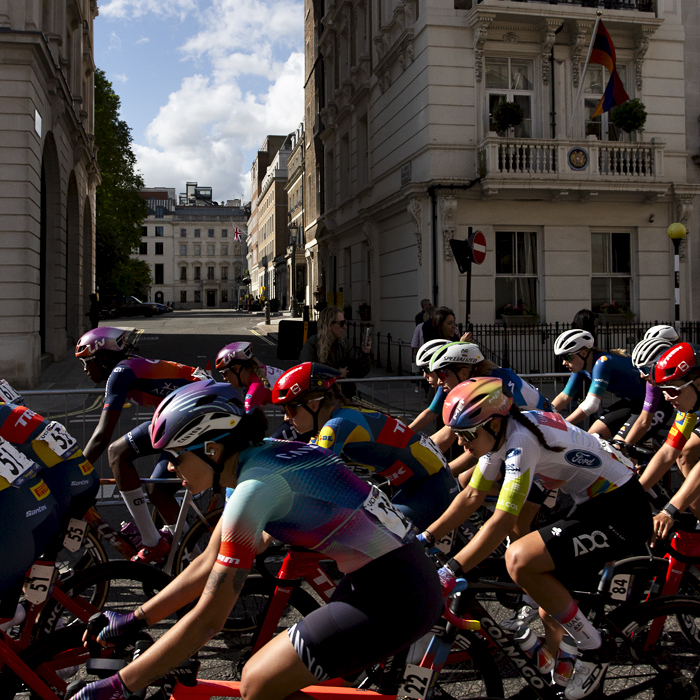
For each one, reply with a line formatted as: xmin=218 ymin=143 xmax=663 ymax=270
xmin=358 ymin=302 xmax=371 ymax=321
xmin=610 ymin=98 xmax=647 ymax=136
xmin=597 ymin=301 xmax=635 ymax=324
xmin=492 ymin=101 xmax=525 ymax=136
xmin=499 ymin=302 xmax=539 ymax=326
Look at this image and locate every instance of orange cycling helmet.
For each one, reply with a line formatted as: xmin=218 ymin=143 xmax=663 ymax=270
xmin=442 ymin=377 xmax=513 ymax=430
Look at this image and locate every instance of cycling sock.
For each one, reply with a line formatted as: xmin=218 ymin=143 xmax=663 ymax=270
xmin=121 ymin=487 xmax=161 ymax=547
xmin=551 ymin=600 xmax=601 ymax=651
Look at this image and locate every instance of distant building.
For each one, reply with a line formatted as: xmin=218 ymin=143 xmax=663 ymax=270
xmin=137 ymin=186 xmax=248 ymax=309
xmin=285 ymin=123 xmax=307 ymax=313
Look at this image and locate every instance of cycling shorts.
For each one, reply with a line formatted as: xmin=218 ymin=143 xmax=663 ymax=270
xmin=615 ymin=400 xmax=675 ymax=443
xmin=540 ymin=478 xmax=651 ymax=590
xmin=597 ymin=399 xmax=645 ymax=436
xmin=392 ymin=466 xmax=460 ymax=531
xmin=40 ymin=454 xmax=99 ymax=523
xmin=125 ymin=421 xmax=179 ymax=496
xmin=287 ymin=538 xmax=443 ymax=681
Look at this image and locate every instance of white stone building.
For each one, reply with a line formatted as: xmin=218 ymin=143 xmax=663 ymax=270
xmin=307 ymin=0 xmax=700 ymax=346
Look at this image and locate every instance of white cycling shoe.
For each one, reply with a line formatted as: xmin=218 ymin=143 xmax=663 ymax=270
xmin=500 ymin=603 xmax=538 ymax=631
xmin=564 ymin=635 xmax=613 ymax=699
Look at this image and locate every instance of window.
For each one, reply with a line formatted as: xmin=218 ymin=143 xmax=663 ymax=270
xmin=180 ymin=244 xmax=187 ymax=255
xmin=155 ymin=206 xmax=164 ymax=218
xmin=154 ymin=264 xmax=164 ymax=285
xmin=495 ymin=231 xmax=538 ymax=318
xmin=485 ymin=57 xmax=534 ymax=138
xmin=234 ymin=265 xmax=242 ymax=279
xmin=180 ymin=291 xmax=187 ymax=303
xmin=194 ymin=244 xmax=201 ymax=255
xmin=180 ymin=228 xmax=187 ymax=237
xmin=139 ymin=242 xmax=147 ymax=255
xmin=591 ymin=232 xmax=632 ymax=313
xmin=207 ymin=266 xmax=215 ymax=280
xmin=194 ymin=266 xmax=201 ymax=281
xmin=194 ymin=229 xmax=201 ymax=238
xmin=208 ymin=229 xmax=214 ymax=238
xmin=222 ymin=266 xmax=228 ymax=280
xmin=142 ymin=226 xmax=147 ymax=236
xmin=234 ymin=244 xmax=241 ymax=256
xmin=208 ymin=244 xmax=215 ymax=256
xmin=222 ymin=289 xmax=228 ymax=303
xmin=155 ymin=242 xmax=164 ymax=255
xmin=222 ymin=229 xmax=228 ymax=238
xmin=155 ymin=226 xmax=164 ymax=237
xmin=584 ymin=65 xmax=630 ymax=142
xmin=221 ymin=244 xmax=228 ymax=256
xmin=194 ymin=291 xmax=201 ymax=303
xmin=180 ymin=267 xmax=187 ymax=281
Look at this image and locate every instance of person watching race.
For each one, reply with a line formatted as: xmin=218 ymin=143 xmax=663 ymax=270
xmin=419 ymin=377 xmax=651 ymax=699
xmin=639 ymin=342 xmax=700 ymax=541
xmin=71 ymin=380 xmax=443 ymax=700
xmin=272 ymin=362 xmax=459 ymax=530
xmin=551 ymin=329 xmax=646 ymax=438
xmin=76 ymin=326 xmax=207 ymax=563
xmin=408 ymin=339 xmax=450 ymax=432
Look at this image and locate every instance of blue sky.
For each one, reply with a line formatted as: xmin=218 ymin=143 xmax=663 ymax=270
xmin=94 ymin=0 xmax=305 ymax=202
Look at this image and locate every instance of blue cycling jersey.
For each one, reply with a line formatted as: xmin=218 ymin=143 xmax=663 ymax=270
xmin=491 ymin=367 xmax=551 ymax=411
xmin=563 ymin=352 xmax=646 ymax=402
xmin=428 ymin=386 xmax=446 ymax=415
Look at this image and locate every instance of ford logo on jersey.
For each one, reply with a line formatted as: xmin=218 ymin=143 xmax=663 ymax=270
xmin=565 ymin=450 xmax=602 ymax=468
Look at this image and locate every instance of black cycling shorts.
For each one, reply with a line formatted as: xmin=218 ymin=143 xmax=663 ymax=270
xmin=539 ymin=478 xmax=652 ymax=590
xmin=287 ymin=538 xmax=443 ymax=681
xmin=597 ymin=399 xmax=645 ymax=437
xmin=615 ymin=399 xmax=675 ymax=443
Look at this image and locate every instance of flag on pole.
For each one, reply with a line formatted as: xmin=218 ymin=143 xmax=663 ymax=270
xmin=234 ymin=226 xmax=242 ymax=241
xmin=589 ymin=20 xmax=629 ymax=117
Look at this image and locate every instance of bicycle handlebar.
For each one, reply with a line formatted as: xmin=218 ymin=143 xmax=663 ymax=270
xmin=609 ymin=440 xmax=655 ymax=464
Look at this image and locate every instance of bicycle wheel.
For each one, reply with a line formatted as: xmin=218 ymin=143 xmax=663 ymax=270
xmin=35 ymin=561 xmax=174 ymax=639
xmin=55 ymin=527 xmax=108 ymax=578
xmin=602 ymin=595 xmax=700 ymax=698
xmin=172 ymin=507 xmax=223 ymax=575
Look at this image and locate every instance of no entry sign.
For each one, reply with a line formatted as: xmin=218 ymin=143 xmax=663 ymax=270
xmin=469 ymin=230 xmax=486 ymax=265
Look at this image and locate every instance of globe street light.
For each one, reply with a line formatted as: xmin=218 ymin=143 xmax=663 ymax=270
xmin=667 ymin=222 xmax=687 ymax=331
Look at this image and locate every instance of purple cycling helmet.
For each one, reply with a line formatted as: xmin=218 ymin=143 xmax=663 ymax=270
xmin=215 ymin=342 xmax=254 ymax=370
xmin=150 ymin=379 xmax=245 ymax=452
xmin=75 ymin=327 xmax=128 ymax=358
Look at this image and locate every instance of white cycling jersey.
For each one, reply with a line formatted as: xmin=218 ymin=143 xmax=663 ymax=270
xmin=470 ymin=411 xmax=635 ymax=516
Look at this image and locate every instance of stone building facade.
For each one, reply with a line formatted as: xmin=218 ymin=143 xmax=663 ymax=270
xmin=306 ymin=0 xmax=700 ymax=346
xmin=285 ymin=123 xmax=307 ymax=313
xmin=0 ymin=0 xmax=100 ymax=386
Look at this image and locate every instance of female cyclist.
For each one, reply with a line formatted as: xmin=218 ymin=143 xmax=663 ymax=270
xmin=71 ymin=380 xmax=443 ymax=700
xmin=408 ymin=339 xmax=450 ymax=432
xmin=420 ymin=377 xmax=651 ymax=699
xmin=271 ymin=362 xmax=459 ymax=530
xmin=551 ymin=329 xmax=646 ymax=438
xmin=639 ymin=342 xmax=700 ymax=540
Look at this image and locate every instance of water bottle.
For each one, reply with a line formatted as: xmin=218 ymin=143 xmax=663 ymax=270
xmin=514 ymin=626 xmax=555 ymax=674
xmin=553 ymin=636 xmax=578 ymax=687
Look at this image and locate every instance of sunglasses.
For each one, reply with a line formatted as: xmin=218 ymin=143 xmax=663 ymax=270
xmin=560 ymin=353 xmax=583 ymax=363
xmin=79 ymin=358 xmax=93 ymax=370
xmin=453 ymin=426 xmax=481 ymax=441
xmin=332 ymin=320 xmax=347 ymax=327
xmin=284 ymin=403 xmax=301 ymax=418
xmin=659 ymin=379 xmax=694 ymax=398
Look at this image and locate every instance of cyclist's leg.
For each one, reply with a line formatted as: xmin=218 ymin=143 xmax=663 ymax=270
xmin=588 ymin=399 xmax=637 ymax=440
xmin=146 ymin=455 xmax=181 ymax=527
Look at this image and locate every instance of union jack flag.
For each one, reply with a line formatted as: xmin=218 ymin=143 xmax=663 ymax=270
xmin=234 ymin=226 xmax=242 ymax=241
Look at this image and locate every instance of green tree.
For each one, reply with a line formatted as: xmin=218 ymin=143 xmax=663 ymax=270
xmin=94 ymin=68 xmax=150 ymax=297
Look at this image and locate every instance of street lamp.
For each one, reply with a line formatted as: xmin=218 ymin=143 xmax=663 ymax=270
xmin=667 ymin=222 xmax=687 ymax=332
xmin=289 ymin=224 xmax=300 ymax=317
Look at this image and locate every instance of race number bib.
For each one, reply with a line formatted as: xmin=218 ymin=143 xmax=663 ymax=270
xmin=0 ymin=380 xmax=24 ymax=406
xmin=23 ymin=561 xmax=57 ymax=604
xmin=36 ymin=421 xmax=78 ymax=458
xmin=399 ymin=664 xmax=434 ymax=699
xmin=63 ymin=518 xmax=88 ymax=552
xmin=192 ymin=367 xmax=213 ymax=381
xmin=595 ymin=437 xmax=635 ymax=472
xmin=363 ymin=485 xmax=412 ymax=539
xmin=0 ymin=437 xmax=40 ymax=487
xmin=419 ymin=434 xmax=448 ymax=468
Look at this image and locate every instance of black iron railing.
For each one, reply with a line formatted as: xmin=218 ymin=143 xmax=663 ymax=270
xmin=475 ymin=0 xmax=654 ymax=11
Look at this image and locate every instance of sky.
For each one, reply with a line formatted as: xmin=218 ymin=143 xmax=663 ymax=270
xmin=94 ymin=0 xmax=305 ymax=203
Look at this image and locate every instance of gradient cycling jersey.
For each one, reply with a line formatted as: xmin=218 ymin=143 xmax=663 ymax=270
xmin=219 ymin=440 xmax=413 ymax=573
xmin=563 ymin=352 xmax=646 ymax=402
xmin=470 ymin=411 xmax=635 ymax=516
xmin=491 ymin=367 xmax=551 ymax=411
xmin=665 ymin=410 xmax=700 ymax=451
xmin=244 ymin=365 xmax=285 ymax=412
xmin=311 ymin=407 xmax=451 ymax=489
xmin=103 ymin=356 xmax=200 ymax=412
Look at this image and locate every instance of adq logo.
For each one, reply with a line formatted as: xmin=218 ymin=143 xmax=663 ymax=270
xmin=564 ymin=450 xmax=602 ymax=468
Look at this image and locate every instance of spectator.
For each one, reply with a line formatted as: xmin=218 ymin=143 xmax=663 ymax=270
xmin=299 ymin=305 xmax=371 ymax=398
xmin=572 ymin=308 xmax=598 ymax=344
xmin=415 ymin=298 xmax=432 ymax=325
xmin=412 ymin=306 xmax=436 ymax=392
xmin=422 ymin=306 xmax=459 ymax=344
xmin=85 ymin=294 xmax=100 ymax=330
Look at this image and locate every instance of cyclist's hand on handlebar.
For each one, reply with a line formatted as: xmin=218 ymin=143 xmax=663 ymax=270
xmin=69 ymin=674 xmax=129 ymax=700
xmin=416 ymin=532 xmax=432 ymax=547
xmin=651 ymin=510 xmax=674 ymax=546
xmin=84 ymin=610 xmax=147 ymax=647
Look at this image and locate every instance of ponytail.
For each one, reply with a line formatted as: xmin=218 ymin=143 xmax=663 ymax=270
xmin=508 ymin=405 xmax=564 ymax=453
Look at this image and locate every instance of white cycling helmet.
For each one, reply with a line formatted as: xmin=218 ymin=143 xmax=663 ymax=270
xmin=429 ymin=342 xmax=485 ymax=373
xmin=553 ymin=329 xmax=595 ymax=356
xmin=644 ymin=325 xmax=679 ymax=343
xmin=631 ymin=337 xmax=674 ymax=371
xmin=416 ymin=339 xmax=450 ymax=370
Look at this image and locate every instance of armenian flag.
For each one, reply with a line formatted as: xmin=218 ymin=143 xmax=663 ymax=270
xmin=589 ymin=20 xmax=629 ymax=117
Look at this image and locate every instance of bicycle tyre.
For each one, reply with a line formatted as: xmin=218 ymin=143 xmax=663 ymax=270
xmin=35 ymin=560 xmax=174 ymax=639
xmin=172 ymin=507 xmax=223 ymax=575
xmin=55 ymin=527 xmax=109 ymax=578
xmin=602 ymin=594 xmax=700 ymax=698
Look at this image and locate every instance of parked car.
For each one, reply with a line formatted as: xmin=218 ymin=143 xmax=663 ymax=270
xmin=153 ymin=303 xmax=171 ymax=315
xmin=108 ymin=296 xmax=161 ymax=318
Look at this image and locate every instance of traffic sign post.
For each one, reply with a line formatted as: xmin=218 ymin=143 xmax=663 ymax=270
xmin=449 ymin=227 xmax=486 ymax=332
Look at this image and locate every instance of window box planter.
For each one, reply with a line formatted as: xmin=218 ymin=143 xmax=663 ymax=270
xmin=501 ymin=314 xmax=538 ymax=326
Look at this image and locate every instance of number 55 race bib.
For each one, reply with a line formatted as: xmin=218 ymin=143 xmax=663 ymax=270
xmin=36 ymin=421 xmax=78 ymax=458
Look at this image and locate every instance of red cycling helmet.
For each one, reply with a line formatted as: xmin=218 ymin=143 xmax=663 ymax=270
xmin=272 ymin=363 xmax=341 ymax=404
xmin=652 ymin=342 xmax=700 ymax=386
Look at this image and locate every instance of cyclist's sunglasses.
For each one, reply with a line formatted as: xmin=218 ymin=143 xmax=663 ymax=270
xmin=453 ymin=421 xmax=488 ymax=442
xmin=79 ymin=358 xmax=93 ymax=370
xmin=659 ymin=379 xmax=694 ymax=398
xmin=560 ymin=352 xmax=583 ymax=363
xmin=284 ymin=403 xmax=302 ymax=418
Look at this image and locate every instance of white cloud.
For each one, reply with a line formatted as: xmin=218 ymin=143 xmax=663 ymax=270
xmin=114 ymin=73 xmax=129 ymax=83
xmin=136 ymin=37 xmax=150 ymax=44
xmin=100 ymin=0 xmax=197 ymax=20
xmin=108 ymin=31 xmax=122 ymax=51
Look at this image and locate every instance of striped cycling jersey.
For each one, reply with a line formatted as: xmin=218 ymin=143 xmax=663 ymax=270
xmin=563 ymin=352 xmax=646 ymax=402
xmin=311 ymin=407 xmax=451 ymax=489
xmin=469 ymin=411 xmax=635 ymax=515
xmin=103 ymin=356 xmax=201 ymax=412
xmin=243 ymin=365 xmax=285 ymax=412
xmin=218 ymin=440 xmax=413 ymax=573
xmin=491 ymin=367 xmax=552 ymax=411
xmin=665 ymin=410 xmax=700 ymax=451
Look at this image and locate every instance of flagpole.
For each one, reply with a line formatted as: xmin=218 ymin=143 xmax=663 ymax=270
xmin=566 ymin=10 xmax=602 ymax=140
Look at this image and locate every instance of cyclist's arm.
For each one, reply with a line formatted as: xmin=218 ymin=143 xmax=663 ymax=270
xmin=425 ymin=484 xmax=487 ymax=541
xmin=431 ymin=424 xmax=457 ymax=452
xmin=452 ymin=508 xmax=517 ymax=573
xmin=663 ymin=461 xmax=700 ymax=515
xmin=408 ymin=407 xmax=436 ymax=432
xmin=551 ymin=392 xmax=571 ymax=412
xmin=638 ymin=442 xmax=681 ymax=491
xmin=83 ymin=409 xmax=121 ymax=464
xmin=449 ymin=450 xmax=477 ymax=476
xmin=620 ymin=411 xmax=653 ymax=445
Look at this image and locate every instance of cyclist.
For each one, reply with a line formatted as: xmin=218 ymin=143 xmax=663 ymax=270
xmin=71 ymin=380 xmax=443 ymax=700
xmin=76 ymin=326 xmax=207 ymax=562
xmin=419 ymin=377 xmax=651 ymax=699
xmin=407 ymin=339 xmax=450 ymax=432
xmin=639 ymin=342 xmax=700 ymax=540
xmin=551 ymin=329 xmax=646 ymax=438
xmin=271 ymin=362 xmax=459 ymax=530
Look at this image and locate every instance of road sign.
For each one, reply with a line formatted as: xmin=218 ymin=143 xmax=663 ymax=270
xmin=469 ymin=230 xmax=486 ymax=265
